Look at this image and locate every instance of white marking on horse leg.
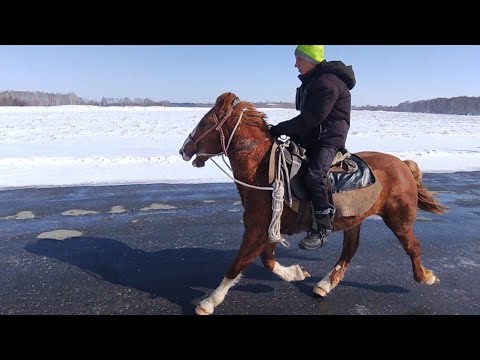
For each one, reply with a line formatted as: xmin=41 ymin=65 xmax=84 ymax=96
xmin=425 ymin=274 xmax=438 ymax=285
xmin=195 ymin=274 xmax=242 ymax=315
xmin=422 ymin=267 xmax=440 ymax=285
xmin=314 ymin=265 xmax=342 ymax=297
xmin=272 ymin=261 xmax=310 ymax=282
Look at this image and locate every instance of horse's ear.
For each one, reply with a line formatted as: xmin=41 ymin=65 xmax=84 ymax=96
xmin=215 ymin=92 xmax=238 ymax=112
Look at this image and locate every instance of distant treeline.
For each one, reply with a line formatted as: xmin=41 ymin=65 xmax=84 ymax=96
xmin=1 ymin=91 xmax=479 ymax=115
xmin=353 ymin=96 xmax=480 ymax=115
xmin=0 ymin=91 xmax=173 ymax=107
xmin=0 ymin=91 xmax=295 ymax=109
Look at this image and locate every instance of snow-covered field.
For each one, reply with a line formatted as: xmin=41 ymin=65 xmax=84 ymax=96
xmin=1 ymin=106 xmax=479 ymax=190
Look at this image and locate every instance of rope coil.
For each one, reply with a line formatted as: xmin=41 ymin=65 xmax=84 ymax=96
xmin=268 ymin=178 xmax=289 ymax=247
xmin=209 ymin=143 xmax=290 ymax=248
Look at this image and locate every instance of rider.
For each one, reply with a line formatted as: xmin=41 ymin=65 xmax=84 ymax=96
xmin=269 ymin=45 xmax=356 ymax=251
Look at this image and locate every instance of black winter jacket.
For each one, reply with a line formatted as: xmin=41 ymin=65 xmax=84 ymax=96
xmin=274 ymin=60 xmax=356 ymax=149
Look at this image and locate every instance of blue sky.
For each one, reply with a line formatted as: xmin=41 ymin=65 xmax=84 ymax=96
xmin=1 ymin=45 xmax=479 ymax=106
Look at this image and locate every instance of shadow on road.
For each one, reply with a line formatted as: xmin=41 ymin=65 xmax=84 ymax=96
xmin=25 ymin=236 xmax=410 ymax=314
xmin=25 ymin=237 xmax=278 ymax=314
xmin=340 ymin=281 xmax=408 ymax=294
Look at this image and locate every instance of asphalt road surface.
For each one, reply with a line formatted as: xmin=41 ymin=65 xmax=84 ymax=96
xmin=1 ymin=172 xmax=479 ymax=315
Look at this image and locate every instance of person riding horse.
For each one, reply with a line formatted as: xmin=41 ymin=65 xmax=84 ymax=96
xmin=269 ymin=45 xmax=356 ymax=251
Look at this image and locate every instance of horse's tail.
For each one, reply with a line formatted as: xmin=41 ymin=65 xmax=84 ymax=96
xmin=403 ymin=160 xmax=448 ymax=215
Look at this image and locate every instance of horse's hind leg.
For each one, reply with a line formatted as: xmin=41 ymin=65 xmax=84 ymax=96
xmin=384 ymin=221 xmax=439 ymax=285
xmin=314 ymin=224 xmax=362 ymax=297
xmin=261 ymin=243 xmax=311 ymax=282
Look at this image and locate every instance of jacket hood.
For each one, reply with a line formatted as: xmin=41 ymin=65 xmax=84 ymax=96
xmin=300 ymin=60 xmax=356 ymax=90
xmin=321 ymin=61 xmax=356 ymax=90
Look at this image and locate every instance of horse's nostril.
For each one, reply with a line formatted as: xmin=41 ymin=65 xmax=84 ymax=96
xmin=179 ymin=149 xmax=183 ymax=155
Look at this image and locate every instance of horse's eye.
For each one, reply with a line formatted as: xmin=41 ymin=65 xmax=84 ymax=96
xmin=198 ymin=121 xmax=207 ymax=128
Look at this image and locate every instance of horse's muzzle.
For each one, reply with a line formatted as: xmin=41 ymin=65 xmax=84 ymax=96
xmin=192 ymin=155 xmax=209 ymax=168
xmin=179 ymin=149 xmax=192 ymax=161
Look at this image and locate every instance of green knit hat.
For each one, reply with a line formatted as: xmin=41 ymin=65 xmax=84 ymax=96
xmin=295 ymin=45 xmax=325 ymax=64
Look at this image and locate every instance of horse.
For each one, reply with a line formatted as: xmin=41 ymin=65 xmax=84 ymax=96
xmin=179 ymin=92 xmax=448 ymax=315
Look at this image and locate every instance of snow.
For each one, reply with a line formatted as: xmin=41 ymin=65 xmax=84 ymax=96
xmin=1 ymin=106 xmax=479 ymax=190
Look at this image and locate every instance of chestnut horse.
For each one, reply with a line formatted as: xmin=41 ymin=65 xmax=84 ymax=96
xmin=179 ymin=92 xmax=447 ymax=315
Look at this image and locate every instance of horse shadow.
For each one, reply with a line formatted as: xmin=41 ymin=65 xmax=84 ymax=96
xmin=277 ymin=243 xmax=410 ymax=296
xmin=25 ymin=236 xmax=281 ymax=314
xmin=340 ymin=281 xmax=408 ymax=294
xmin=25 ymin=236 xmax=408 ymax=314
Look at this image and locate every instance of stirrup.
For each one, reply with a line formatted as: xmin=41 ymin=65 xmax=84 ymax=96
xmin=298 ymin=229 xmax=328 ymax=251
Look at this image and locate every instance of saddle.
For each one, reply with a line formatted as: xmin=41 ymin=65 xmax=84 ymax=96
xmin=268 ymin=140 xmax=381 ymax=217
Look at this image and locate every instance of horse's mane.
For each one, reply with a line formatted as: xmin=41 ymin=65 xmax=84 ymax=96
xmin=237 ymin=101 xmax=269 ymax=130
xmin=215 ymin=92 xmax=269 ymax=131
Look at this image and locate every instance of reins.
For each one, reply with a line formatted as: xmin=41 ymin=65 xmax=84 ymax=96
xmin=191 ymin=102 xmax=290 ymax=247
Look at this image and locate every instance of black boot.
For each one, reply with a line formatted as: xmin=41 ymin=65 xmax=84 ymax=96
xmin=313 ymin=211 xmax=334 ymax=230
xmin=298 ymin=211 xmax=333 ymax=251
xmin=298 ymin=227 xmax=329 ymax=251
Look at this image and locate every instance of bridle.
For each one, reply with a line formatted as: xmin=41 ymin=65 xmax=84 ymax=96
xmin=189 ymin=97 xmax=244 ymax=156
xmin=185 ymin=96 xmax=288 ymax=246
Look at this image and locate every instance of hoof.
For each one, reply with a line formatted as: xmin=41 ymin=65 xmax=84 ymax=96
xmin=425 ymin=274 xmax=440 ymax=285
xmin=195 ymin=306 xmax=212 ymax=315
xmin=195 ymin=298 xmax=214 ymax=315
xmin=423 ymin=269 xmax=440 ymax=285
xmin=300 ymin=266 xmax=311 ymax=278
xmin=313 ymin=286 xmax=328 ymax=297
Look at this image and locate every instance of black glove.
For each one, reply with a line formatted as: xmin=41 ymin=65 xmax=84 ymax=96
xmin=269 ymin=125 xmax=283 ymax=138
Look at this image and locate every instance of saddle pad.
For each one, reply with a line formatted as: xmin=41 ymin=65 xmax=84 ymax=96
xmin=332 ymin=178 xmax=382 ymax=217
xmin=289 ymin=178 xmax=382 ymax=217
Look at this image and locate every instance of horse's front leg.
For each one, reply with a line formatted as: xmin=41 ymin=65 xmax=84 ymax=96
xmin=195 ymin=226 xmax=268 ymax=316
xmin=195 ymin=275 xmax=243 ymax=315
xmin=261 ymin=243 xmax=311 ymax=282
